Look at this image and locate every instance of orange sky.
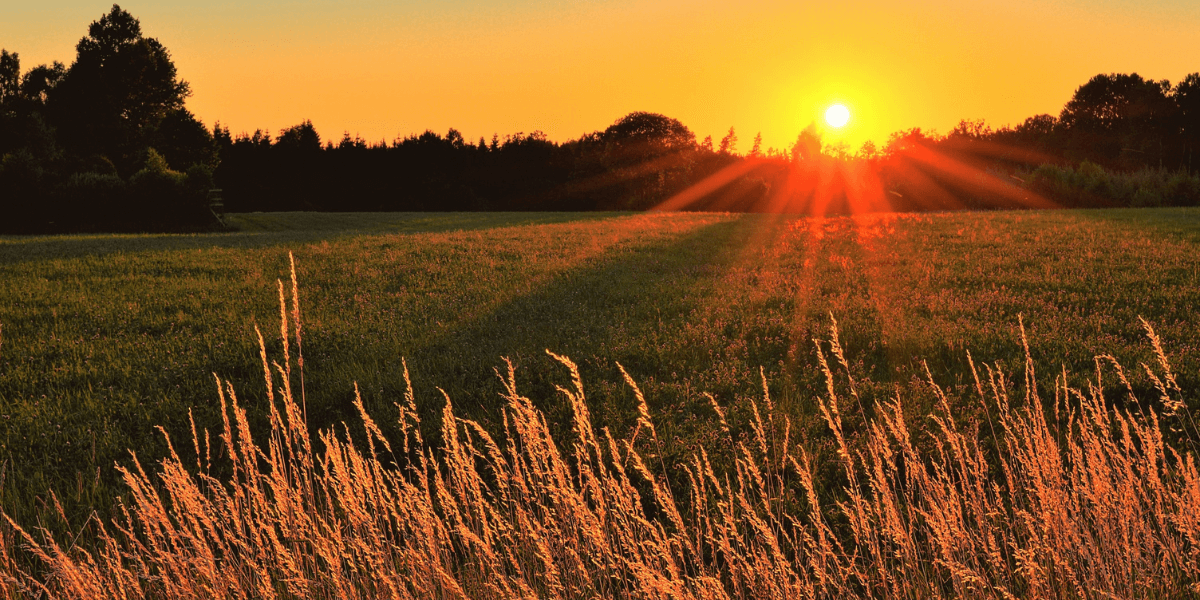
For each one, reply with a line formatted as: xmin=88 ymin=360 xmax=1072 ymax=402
xmin=5 ymin=0 xmax=1199 ymax=152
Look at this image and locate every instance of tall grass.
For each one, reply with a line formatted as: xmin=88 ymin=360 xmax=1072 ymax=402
xmin=3 ymin=257 xmax=1199 ymax=598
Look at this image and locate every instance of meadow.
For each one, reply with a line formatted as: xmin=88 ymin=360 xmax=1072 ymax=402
xmin=3 ymin=208 xmax=1200 ymax=597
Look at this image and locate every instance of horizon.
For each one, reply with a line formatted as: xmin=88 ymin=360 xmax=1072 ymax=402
xmin=5 ymin=0 xmax=1199 ymax=152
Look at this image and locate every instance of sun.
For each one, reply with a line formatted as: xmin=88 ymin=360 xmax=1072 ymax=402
xmin=825 ymin=104 xmax=850 ymax=129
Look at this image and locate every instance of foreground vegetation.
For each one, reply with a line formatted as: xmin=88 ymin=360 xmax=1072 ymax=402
xmin=3 ymin=264 xmax=1199 ymax=597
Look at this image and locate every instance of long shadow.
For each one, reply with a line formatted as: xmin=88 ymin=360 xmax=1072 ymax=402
xmin=1070 ymin=206 xmax=1200 ymax=243
xmin=229 ymin=211 xmax=627 ymax=234
xmin=0 ymin=209 xmax=643 ymax=529
xmin=0 ymin=212 xmax=626 ymax=267
xmin=333 ymin=215 xmax=768 ymax=439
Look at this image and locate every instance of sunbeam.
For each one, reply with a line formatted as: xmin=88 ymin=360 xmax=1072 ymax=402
xmin=651 ymin=158 xmax=771 ymax=212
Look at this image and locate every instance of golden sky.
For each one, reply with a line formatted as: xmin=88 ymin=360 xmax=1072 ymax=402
xmin=5 ymin=0 xmax=1199 ymax=152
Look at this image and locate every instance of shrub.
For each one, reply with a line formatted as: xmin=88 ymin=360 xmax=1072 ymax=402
xmin=0 ymin=149 xmax=48 ymax=231
xmin=1026 ymin=161 xmax=1200 ymax=207
xmin=1132 ymin=185 xmax=1164 ymax=207
xmin=54 ymin=171 xmax=127 ymax=229
xmin=127 ymin=148 xmax=216 ymax=229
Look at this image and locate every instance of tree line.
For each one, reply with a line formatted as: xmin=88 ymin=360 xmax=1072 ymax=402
xmin=3 ymin=5 xmax=1200 ymax=232
xmin=210 ymin=114 xmax=755 ymax=213
xmin=204 ymin=67 xmax=1200 ymax=216
xmin=864 ymin=73 xmax=1200 ymax=211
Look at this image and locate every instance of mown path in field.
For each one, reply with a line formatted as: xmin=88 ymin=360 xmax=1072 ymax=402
xmin=1 ymin=209 xmax=1198 ymax=525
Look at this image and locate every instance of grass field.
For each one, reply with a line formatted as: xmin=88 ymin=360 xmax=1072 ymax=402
xmin=2 ymin=208 xmax=1199 ymax=535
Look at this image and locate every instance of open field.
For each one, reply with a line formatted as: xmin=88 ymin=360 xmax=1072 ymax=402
xmin=2 ymin=208 xmax=1200 ymax=533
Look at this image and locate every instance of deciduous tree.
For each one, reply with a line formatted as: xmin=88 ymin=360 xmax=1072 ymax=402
xmin=49 ymin=4 xmax=192 ymax=173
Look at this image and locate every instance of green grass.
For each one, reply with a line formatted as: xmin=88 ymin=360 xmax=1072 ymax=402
xmin=2 ymin=208 xmax=1199 ymax=526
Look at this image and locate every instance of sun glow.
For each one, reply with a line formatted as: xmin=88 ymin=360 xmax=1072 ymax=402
xmin=825 ymin=104 xmax=850 ymax=129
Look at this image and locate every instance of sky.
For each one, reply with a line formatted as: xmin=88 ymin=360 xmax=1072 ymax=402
xmin=4 ymin=0 xmax=1199 ymax=152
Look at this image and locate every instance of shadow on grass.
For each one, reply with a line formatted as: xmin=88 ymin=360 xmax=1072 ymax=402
xmin=1069 ymin=206 xmax=1200 ymax=243
xmin=320 ymin=215 xmax=780 ymax=444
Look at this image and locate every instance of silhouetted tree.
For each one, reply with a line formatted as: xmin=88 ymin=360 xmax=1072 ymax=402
xmin=0 ymin=5 xmax=223 ymax=231
xmin=792 ymin=124 xmax=822 ymax=161
xmin=149 ymin=107 xmax=217 ymax=170
xmin=602 ymin=112 xmax=695 ymax=155
xmin=858 ymin=140 xmax=878 ymax=161
xmin=1017 ymin=114 xmax=1057 ymax=137
xmin=276 ymin=120 xmax=321 ymax=151
xmin=1059 ymin=73 xmax=1176 ymax=168
xmin=0 ymin=50 xmax=19 ymax=106
xmin=49 ymin=4 xmax=192 ymax=174
xmin=883 ymin=127 xmax=935 ymax=156
xmin=0 ymin=51 xmax=26 ymax=157
xmin=0 ymin=49 xmax=61 ymax=224
xmin=19 ymin=62 xmax=66 ymax=107
xmin=949 ymin=119 xmax=992 ymax=140
xmin=749 ymin=132 xmax=762 ymax=158
xmin=1176 ymin=73 xmax=1200 ymax=173
xmin=212 ymin=122 xmax=233 ymax=151
xmin=599 ymin=112 xmax=696 ymax=209
xmin=446 ymin=128 xmax=465 ymax=150
xmin=719 ymin=127 xmax=738 ymax=155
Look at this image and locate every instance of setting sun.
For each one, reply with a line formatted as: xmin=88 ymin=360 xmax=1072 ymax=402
xmin=825 ymin=104 xmax=850 ymax=129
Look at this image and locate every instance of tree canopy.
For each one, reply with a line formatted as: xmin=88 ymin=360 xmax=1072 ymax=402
xmin=1059 ymin=73 xmax=1177 ymax=167
xmin=0 ymin=4 xmax=217 ymax=232
xmin=49 ymin=4 xmax=195 ymax=173
xmin=602 ymin=112 xmax=695 ymax=156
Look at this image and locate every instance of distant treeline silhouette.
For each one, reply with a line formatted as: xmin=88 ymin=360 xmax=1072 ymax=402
xmin=207 ymin=69 xmax=1200 ymax=214
xmin=3 ymin=5 xmax=1200 ymax=232
xmin=211 ymin=116 xmax=761 ymax=213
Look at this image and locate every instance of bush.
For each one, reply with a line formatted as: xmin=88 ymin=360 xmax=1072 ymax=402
xmin=1026 ymin=160 xmax=1200 ymax=207
xmin=1131 ymin=184 xmax=1164 ymax=207
xmin=127 ymin=148 xmax=216 ymax=229
xmin=55 ymin=171 xmax=127 ymax=229
xmin=0 ymin=147 xmax=219 ymax=233
xmin=0 ymin=149 xmax=47 ymax=231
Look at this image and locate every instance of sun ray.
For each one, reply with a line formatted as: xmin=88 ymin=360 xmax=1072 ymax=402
xmin=651 ymin=158 xmax=770 ymax=212
xmin=900 ymin=145 xmax=1058 ymax=209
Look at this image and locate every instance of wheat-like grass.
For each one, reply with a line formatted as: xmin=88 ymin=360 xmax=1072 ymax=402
xmin=3 ymin=263 xmax=1200 ymax=599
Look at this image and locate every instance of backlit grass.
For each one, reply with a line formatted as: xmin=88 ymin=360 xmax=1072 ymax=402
xmin=3 ymin=274 xmax=1198 ymax=598
xmin=1 ymin=208 xmax=1199 ymax=533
